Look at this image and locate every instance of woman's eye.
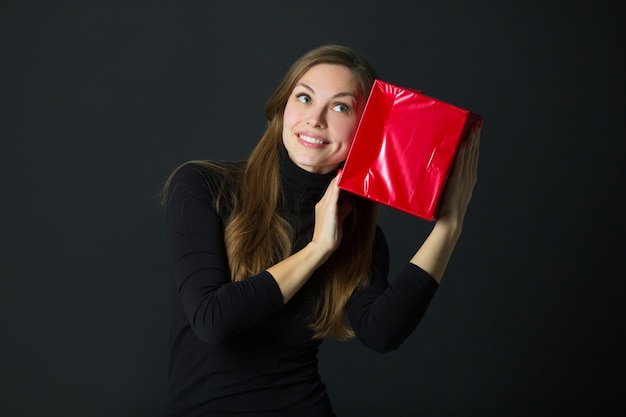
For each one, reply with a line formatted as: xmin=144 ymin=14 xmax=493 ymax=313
xmin=332 ymin=103 xmax=349 ymax=113
xmin=297 ymin=94 xmax=311 ymax=104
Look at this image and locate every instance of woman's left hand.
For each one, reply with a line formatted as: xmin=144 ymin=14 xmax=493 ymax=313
xmin=436 ymin=123 xmax=481 ymax=225
xmin=409 ymin=122 xmax=481 ymax=282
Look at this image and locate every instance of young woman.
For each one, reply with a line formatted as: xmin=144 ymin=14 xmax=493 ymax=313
xmin=162 ymin=44 xmax=481 ymax=417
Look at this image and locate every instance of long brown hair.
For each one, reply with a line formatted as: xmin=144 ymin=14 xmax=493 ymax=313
xmin=165 ymin=45 xmax=379 ymax=340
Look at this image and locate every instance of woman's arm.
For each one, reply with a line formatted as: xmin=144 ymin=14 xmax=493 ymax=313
xmin=347 ymin=230 xmax=439 ymax=353
xmin=267 ymin=174 xmax=353 ymax=302
xmin=166 ymin=165 xmax=285 ymax=344
xmin=347 ymin=124 xmax=481 ymax=352
xmin=166 ymin=164 xmax=351 ymax=343
xmin=410 ymin=124 xmax=481 ymax=283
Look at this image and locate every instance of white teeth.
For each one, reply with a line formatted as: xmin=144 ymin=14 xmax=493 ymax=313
xmin=299 ymin=135 xmax=326 ymax=144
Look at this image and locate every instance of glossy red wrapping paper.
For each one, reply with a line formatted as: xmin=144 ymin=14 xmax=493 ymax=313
xmin=338 ymin=80 xmax=482 ymax=221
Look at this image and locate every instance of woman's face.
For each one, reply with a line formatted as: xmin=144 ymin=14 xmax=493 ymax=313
xmin=282 ymin=64 xmax=364 ymax=174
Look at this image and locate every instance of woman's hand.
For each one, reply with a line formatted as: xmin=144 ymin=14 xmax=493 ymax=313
xmin=437 ymin=123 xmax=481 ymax=226
xmin=266 ymin=171 xmax=353 ymax=302
xmin=409 ymin=122 xmax=481 ymax=282
xmin=311 ymin=172 xmax=353 ymax=258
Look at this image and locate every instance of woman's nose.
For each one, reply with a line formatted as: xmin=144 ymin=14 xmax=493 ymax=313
xmin=307 ymin=106 xmax=327 ymax=128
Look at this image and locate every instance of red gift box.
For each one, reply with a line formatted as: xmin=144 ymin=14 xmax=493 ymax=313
xmin=338 ymin=80 xmax=482 ymax=221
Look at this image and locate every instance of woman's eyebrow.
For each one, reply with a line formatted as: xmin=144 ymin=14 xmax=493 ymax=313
xmin=295 ymin=82 xmax=357 ymax=100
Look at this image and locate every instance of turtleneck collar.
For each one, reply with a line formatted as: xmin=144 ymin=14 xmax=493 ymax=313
xmin=278 ymin=143 xmax=340 ymax=203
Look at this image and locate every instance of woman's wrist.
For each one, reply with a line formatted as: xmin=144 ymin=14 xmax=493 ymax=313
xmin=304 ymin=240 xmax=334 ymax=267
xmin=433 ymin=214 xmax=464 ymax=241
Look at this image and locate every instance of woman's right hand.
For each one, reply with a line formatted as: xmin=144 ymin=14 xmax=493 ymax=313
xmin=266 ymin=172 xmax=353 ymax=303
xmin=311 ymin=173 xmax=353 ymax=258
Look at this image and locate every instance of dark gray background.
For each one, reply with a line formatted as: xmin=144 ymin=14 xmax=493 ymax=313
xmin=1 ymin=1 xmax=624 ymax=416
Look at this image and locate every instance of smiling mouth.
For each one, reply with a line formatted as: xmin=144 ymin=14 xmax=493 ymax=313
xmin=298 ymin=134 xmax=329 ymax=145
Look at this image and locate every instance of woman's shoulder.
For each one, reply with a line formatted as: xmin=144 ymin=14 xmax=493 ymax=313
xmin=172 ymin=159 xmax=244 ymax=176
xmin=168 ymin=159 xmax=243 ymax=189
xmin=163 ymin=159 xmax=245 ymax=211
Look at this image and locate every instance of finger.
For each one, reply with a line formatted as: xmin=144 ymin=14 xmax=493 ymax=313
xmin=459 ymin=126 xmax=479 ymax=170
xmin=452 ymin=142 xmax=466 ymax=176
xmin=319 ymin=176 xmax=340 ymax=205
xmin=327 ymin=176 xmax=341 ymax=203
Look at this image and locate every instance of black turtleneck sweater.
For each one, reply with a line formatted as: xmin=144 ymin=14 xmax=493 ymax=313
xmin=163 ymin=149 xmax=439 ymax=417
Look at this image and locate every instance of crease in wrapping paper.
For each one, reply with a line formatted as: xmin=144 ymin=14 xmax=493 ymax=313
xmin=338 ymin=80 xmax=482 ymax=221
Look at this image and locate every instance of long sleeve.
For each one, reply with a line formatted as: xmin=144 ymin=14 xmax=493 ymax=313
xmin=346 ymin=228 xmax=439 ymax=353
xmin=164 ymin=164 xmax=284 ymax=345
